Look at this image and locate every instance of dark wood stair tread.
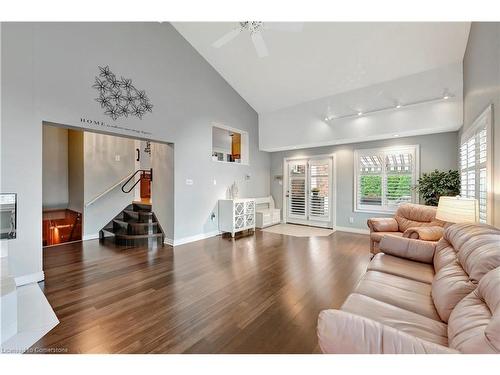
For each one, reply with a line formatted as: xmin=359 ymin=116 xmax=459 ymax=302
xmin=115 ymin=232 xmax=163 ymax=240
xmin=113 ymin=219 xmax=158 ymax=227
xmin=100 ymin=203 xmax=165 ymax=249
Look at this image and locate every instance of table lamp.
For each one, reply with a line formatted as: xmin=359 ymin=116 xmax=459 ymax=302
xmin=435 ymin=196 xmax=479 ymax=224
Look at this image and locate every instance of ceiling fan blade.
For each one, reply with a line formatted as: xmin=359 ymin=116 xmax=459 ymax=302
xmin=251 ymin=32 xmax=269 ymax=58
xmin=212 ymin=27 xmax=241 ymax=48
xmin=264 ymin=22 xmax=303 ymax=32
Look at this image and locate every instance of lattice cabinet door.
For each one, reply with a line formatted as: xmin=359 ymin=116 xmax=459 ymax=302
xmin=218 ymin=199 xmax=256 ymax=238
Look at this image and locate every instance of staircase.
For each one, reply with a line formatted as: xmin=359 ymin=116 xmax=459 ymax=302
xmin=99 ymin=203 xmax=165 ymax=248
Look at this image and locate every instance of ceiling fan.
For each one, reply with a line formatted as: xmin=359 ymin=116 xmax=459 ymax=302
xmin=212 ymin=22 xmax=303 ymax=58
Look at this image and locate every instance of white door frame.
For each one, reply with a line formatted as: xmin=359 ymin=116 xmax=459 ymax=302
xmin=282 ymin=153 xmax=336 ymax=229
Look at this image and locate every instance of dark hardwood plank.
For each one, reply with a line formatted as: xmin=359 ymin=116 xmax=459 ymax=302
xmin=31 ymin=230 xmax=370 ymax=353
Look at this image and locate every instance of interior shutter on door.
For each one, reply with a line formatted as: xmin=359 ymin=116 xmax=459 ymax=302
xmin=288 ymin=161 xmax=307 ymax=220
xmin=308 ymin=158 xmax=331 ymax=222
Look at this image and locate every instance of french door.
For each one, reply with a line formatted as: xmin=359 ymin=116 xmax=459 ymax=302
xmin=285 ymin=156 xmax=334 ymax=228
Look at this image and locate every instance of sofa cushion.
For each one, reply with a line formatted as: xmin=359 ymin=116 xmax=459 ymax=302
xmin=342 ymin=293 xmax=448 ymax=346
xmin=431 ymin=260 xmax=475 ymax=323
xmin=355 ymin=271 xmax=440 ymax=320
xmin=394 ymin=203 xmax=441 ymax=232
xmin=403 ymin=226 xmax=443 ymax=241
xmin=434 ymin=238 xmax=458 ymax=272
xmin=431 ymin=223 xmax=500 ymax=323
xmin=370 ymin=231 xmax=403 ymax=243
xmin=368 ymin=253 xmax=435 ymax=284
xmin=447 ymin=267 xmax=500 ymax=353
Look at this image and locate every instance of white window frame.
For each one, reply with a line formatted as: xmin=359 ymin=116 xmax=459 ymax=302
xmin=211 ymin=122 xmax=250 ymax=166
xmin=354 ymin=145 xmax=420 ymax=214
xmin=460 ymin=105 xmax=493 ymax=224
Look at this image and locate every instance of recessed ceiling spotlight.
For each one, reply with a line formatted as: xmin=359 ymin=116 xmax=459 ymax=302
xmin=443 ymin=95 xmax=450 ymax=100
xmin=393 ymin=134 xmax=400 ymax=137
xmin=443 ymin=90 xmax=451 ymax=100
xmin=395 ymin=104 xmax=402 ymax=109
xmin=357 ymin=112 xmax=363 ymax=116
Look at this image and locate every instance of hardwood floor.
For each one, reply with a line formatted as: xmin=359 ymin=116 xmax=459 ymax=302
xmin=31 ymin=230 xmax=370 ymax=353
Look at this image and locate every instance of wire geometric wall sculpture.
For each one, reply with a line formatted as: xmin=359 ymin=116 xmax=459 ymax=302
xmin=92 ymin=65 xmax=153 ymax=121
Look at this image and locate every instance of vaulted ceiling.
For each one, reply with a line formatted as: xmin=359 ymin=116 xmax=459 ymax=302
xmin=173 ymin=22 xmax=471 ymax=113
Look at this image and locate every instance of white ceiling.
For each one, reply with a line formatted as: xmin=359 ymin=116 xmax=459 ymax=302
xmin=172 ymin=22 xmax=471 ymax=113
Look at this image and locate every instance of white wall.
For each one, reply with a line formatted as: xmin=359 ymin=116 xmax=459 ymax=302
xmin=67 ymin=129 xmax=84 ymax=213
xmin=212 ymin=126 xmax=232 ymax=154
xmin=1 ymin=22 xmax=270 ymax=281
xmin=271 ymin=132 xmax=459 ymax=231
xmin=151 ymin=142 xmax=175 ymax=241
xmin=1 ymin=25 xmax=42 ymax=282
xmin=83 ymin=132 xmax=136 ymax=238
xmin=463 ymin=23 xmax=500 ymax=227
xmin=42 ymin=126 xmax=69 ymax=209
xmin=259 ymin=64 xmax=463 ymax=152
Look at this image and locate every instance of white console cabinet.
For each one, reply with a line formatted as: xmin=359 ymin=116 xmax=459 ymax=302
xmin=218 ymin=199 xmax=255 ymax=237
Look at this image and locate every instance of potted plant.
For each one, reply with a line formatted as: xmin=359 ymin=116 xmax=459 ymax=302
xmin=414 ymin=169 xmax=460 ymax=206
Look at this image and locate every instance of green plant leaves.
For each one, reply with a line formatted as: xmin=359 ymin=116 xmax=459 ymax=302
xmin=414 ymin=169 xmax=460 ymax=206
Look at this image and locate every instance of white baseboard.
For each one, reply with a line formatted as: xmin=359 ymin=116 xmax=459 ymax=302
xmin=14 ymin=271 xmax=45 ymax=287
xmin=83 ymin=233 xmax=100 ymax=241
xmin=164 ymin=237 xmax=174 ymax=246
xmin=335 ymin=226 xmax=370 ymax=235
xmin=170 ymin=230 xmax=221 ymax=247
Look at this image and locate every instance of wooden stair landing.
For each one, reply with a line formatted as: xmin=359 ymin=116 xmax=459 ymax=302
xmin=99 ymin=203 xmax=165 ymax=248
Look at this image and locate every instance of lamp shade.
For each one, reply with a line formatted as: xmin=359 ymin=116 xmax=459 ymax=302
xmin=435 ymin=196 xmax=479 ymax=223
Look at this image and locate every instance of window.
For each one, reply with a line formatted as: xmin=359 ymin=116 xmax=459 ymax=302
xmin=460 ymin=105 xmax=492 ymax=224
xmin=354 ymin=145 xmax=419 ymax=213
xmin=211 ymin=124 xmax=249 ymax=165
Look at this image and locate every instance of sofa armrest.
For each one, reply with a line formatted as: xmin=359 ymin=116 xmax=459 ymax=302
xmin=403 ymin=226 xmax=444 ymax=241
xmin=378 ymin=235 xmax=436 ymax=264
xmin=367 ymin=217 xmax=398 ymax=232
xmin=317 ymin=309 xmax=458 ymax=354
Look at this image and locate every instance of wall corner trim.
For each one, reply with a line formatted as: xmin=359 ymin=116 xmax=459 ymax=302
xmin=83 ymin=234 xmax=100 ymax=241
xmin=334 ymin=226 xmax=370 ymax=235
xmin=170 ymin=230 xmax=221 ymax=247
xmin=15 ymin=271 xmax=45 ymax=287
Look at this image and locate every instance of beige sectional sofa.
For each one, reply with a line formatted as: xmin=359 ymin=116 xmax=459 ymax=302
xmin=317 ymin=223 xmax=500 ymax=354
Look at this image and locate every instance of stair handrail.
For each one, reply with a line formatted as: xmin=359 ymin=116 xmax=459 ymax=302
xmin=121 ymin=168 xmax=152 ymax=194
xmin=85 ymin=171 xmax=136 ymax=207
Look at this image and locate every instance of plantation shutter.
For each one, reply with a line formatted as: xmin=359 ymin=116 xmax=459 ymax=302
xmin=288 ymin=162 xmax=307 ymax=219
xmin=460 ymin=107 xmax=491 ymax=224
xmin=308 ymin=159 xmax=330 ymax=220
xmin=357 ymin=155 xmax=383 ymax=210
xmin=384 ymin=152 xmax=414 ymax=207
xmin=355 ymin=146 xmax=418 ymax=212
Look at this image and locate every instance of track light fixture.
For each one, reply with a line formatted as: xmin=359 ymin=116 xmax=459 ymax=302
xmin=324 ymin=91 xmax=454 ymax=123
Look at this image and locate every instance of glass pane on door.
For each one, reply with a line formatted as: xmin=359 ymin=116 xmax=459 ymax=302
xmin=288 ymin=162 xmax=307 ymax=219
xmin=309 ymin=159 xmax=330 ymax=221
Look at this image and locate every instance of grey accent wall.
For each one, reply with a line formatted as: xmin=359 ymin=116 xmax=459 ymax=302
xmin=42 ymin=125 xmax=69 ymax=209
xmin=271 ymin=132 xmax=459 ymax=231
xmin=1 ymin=22 xmax=270 ymax=280
xmin=463 ymin=22 xmax=500 ymax=227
